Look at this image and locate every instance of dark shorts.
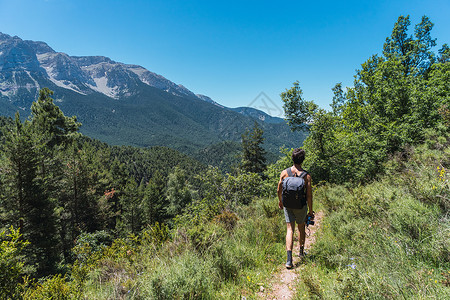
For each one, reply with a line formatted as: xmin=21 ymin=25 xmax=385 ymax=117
xmin=283 ymin=206 xmax=308 ymax=224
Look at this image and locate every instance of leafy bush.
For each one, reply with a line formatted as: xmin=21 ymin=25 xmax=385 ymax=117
xmin=23 ymin=275 xmax=72 ymax=300
xmin=0 ymin=227 xmax=29 ymax=300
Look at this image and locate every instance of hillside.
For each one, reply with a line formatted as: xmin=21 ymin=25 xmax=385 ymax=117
xmin=294 ymin=137 xmax=450 ymax=298
xmin=0 ymin=32 xmax=306 ymax=162
xmin=5 ymin=135 xmax=447 ymax=299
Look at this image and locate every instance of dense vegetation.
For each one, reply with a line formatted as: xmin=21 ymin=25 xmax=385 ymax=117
xmin=0 ymin=87 xmax=278 ymax=299
xmin=295 ymin=136 xmax=449 ymax=299
xmin=283 ymin=15 xmax=449 ymax=184
xmin=287 ymin=15 xmax=449 ymax=299
xmin=0 ymin=89 xmax=209 ymax=279
xmin=0 ymin=15 xmax=449 ymax=299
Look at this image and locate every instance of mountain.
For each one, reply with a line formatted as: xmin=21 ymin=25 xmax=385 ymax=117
xmin=195 ymin=94 xmax=224 ymax=107
xmin=0 ymin=32 xmax=306 ymax=162
xmin=0 ymin=32 xmax=199 ymax=102
xmin=230 ymin=107 xmax=284 ymax=124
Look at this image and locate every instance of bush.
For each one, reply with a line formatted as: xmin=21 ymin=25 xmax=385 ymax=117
xmin=0 ymin=227 xmax=29 ymax=300
xmin=23 ymin=275 xmax=72 ymax=300
xmin=141 ymin=250 xmax=219 ymax=299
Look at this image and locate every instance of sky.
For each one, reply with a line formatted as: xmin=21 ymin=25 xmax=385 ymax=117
xmin=0 ymin=0 xmax=449 ymax=117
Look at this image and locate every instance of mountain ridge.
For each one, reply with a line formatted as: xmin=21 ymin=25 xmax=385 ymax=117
xmin=0 ymin=32 xmax=307 ymax=165
xmin=1 ymin=32 xmax=216 ymax=104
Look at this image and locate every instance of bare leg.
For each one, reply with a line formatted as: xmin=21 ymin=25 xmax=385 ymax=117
xmin=298 ymin=222 xmax=305 ymax=255
xmin=286 ymin=222 xmax=295 ymax=251
xmin=285 ymin=222 xmax=295 ymax=268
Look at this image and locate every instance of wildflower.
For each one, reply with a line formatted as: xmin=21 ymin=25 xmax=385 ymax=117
xmin=347 ymin=263 xmax=357 ymax=269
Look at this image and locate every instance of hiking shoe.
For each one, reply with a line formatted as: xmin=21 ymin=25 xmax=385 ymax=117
xmin=299 ymin=250 xmax=307 ymax=258
xmin=285 ymin=260 xmax=293 ymax=269
xmin=286 ymin=250 xmax=293 ymax=269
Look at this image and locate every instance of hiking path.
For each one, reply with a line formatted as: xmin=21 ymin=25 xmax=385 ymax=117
xmin=257 ymin=210 xmax=324 ymax=299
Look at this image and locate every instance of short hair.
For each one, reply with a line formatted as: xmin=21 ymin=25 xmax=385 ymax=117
xmin=292 ymin=148 xmax=305 ymax=165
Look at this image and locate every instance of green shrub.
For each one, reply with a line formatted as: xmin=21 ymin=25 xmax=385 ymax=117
xmin=0 ymin=227 xmax=29 ymax=300
xmin=141 ymin=250 xmax=218 ymax=299
xmin=140 ymin=222 xmax=169 ymax=247
xmin=213 ymin=210 xmax=239 ymax=230
xmin=23 ymin=275 xmax=72 ymax=300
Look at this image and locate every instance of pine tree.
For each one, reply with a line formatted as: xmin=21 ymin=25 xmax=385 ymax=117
xmin=57 ymin=142 xmax=101 ymax=260
xmin=117 ymin=180 xmax=145 ymax=235
xmin=166 ymin=167 xmax=194 ymax=217
xmin=142 ymin=171 xmax=167 ymax=225
xmin=30 ymin=88 xmax=80 ymax=149
xmin=239 ymin=122 xmax=267 ymax=174
xmin=2 ymin=113 xmax=59 ymax=276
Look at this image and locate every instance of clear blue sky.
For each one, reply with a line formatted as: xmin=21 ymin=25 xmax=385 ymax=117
xmin=1 ymin=0 xmax=449 ymax=116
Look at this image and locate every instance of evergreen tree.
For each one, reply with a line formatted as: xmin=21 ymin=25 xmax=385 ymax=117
xmin=239 ymin=122 xmax=267 ymax=174
xmin=117 ymin=180 xmax=145 ymax=235
xmin=30 ymin=88 xmax=80 ymax=149
xmin=57 ymin=142 xmax=102 ymax=260
xmin=166 ymin=167 xmax=194 ymax=217
xmin=28 ymin=88 xmax=83 ymax=266
xmin=2 ymin=113 xmax=59 ymax=276
xmin=142 ymin=171 xmax=167 ymax=225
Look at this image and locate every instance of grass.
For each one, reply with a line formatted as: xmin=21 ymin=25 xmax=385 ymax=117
xmin=41 ymin=197 xmax=287 ymax=299
xmin=294 ymin=140 xmax=450 ymax=299
xmin=19 ymin=136 xmax=450 ymax=299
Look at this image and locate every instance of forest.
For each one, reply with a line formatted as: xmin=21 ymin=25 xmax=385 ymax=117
xmin=0 ymin=15 xmax=449 ymax=299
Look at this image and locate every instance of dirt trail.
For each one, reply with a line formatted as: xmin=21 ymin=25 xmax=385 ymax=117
xmin=257 ymin=211 xmax=324 ymax=300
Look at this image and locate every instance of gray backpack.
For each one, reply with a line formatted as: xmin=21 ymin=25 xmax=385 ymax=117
xmin=282 ymin=168 xmax=308 ymax=209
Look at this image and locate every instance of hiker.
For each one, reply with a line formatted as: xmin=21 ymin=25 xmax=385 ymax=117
xmin=277 ymin=148 xmax=314 ymax=269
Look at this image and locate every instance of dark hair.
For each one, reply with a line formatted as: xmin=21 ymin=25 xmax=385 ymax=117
xmin=292 ymin=148 xmax=305 ymax=165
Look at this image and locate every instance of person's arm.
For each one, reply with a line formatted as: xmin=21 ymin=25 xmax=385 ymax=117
xmin=277 ymin=171 xmax=287 ymax=209
xmin=306 ymin=174 xmax=314 ymax=216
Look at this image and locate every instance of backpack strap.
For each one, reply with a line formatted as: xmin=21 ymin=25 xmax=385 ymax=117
xmin=299 ymin=171 xmax=308 ymax=179
xmin=286 ymin=167 xmax=294 ymax=177
xmin=286 ymin=168 xmax=308 ymax=178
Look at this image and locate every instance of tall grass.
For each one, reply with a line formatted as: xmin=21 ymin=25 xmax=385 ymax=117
xmin=294 ymin=140 xmax=450 ymax=299
xmin=26 ymin=197 xmax=286 ymax=299
xmin=136 ymin=198 xmax=286 ymax=299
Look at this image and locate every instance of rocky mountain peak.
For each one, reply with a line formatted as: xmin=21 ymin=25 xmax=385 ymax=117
xmin=0 ymin=32 xmax=207 ymax=102
xmin=0 ymin=32 xmax=280 ymax=121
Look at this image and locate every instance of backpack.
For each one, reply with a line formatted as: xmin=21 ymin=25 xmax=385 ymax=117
xmin=282 ymin=168 xmax=308 ymax=209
